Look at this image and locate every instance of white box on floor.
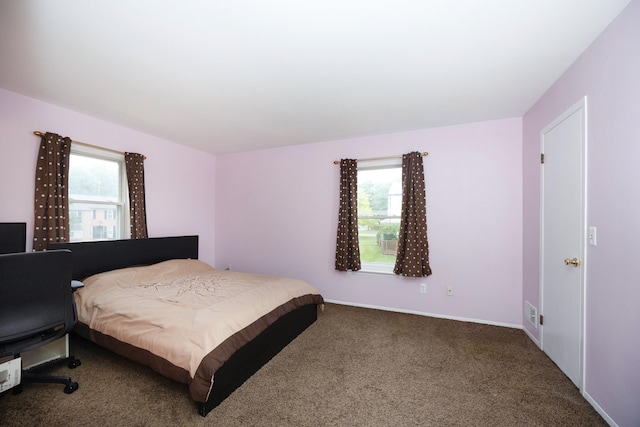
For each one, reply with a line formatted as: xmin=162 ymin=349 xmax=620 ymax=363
xmin=0 ymin=358 xmax=21 ymax=392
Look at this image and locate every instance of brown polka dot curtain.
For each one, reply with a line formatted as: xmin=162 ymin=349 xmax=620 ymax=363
xmin=394 ymin=151 xmax=432 ymax=277
xmin=335 ymin=159 xmax=361 ymax=271
xmin=124 ymin=152 xmax=148 ymax=239
xmin=33 ymin=132 xmax=72 ymax=251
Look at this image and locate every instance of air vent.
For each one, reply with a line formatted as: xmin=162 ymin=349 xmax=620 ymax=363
xmin=525 ymin=301 xmax=537 ymax=328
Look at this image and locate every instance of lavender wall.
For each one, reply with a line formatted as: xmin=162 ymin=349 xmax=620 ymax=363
xmin=0 ymin=88 xmax=217 ymax=264
xmin=522 ymin=1 xmax=640 ymax=425
xmin=215 ymin=118 xmax=523 ymax=327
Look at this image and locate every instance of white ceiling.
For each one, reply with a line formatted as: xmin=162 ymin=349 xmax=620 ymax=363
xmin=0 ymin=1 xmax=632 ymax=154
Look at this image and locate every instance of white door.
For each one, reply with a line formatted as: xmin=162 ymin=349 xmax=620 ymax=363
xmin=540 ymin=97 xmax=586 ymax=389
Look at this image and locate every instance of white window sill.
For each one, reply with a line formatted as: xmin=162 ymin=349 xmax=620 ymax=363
xmin=358 ymin=263 xmax=396 ymax=276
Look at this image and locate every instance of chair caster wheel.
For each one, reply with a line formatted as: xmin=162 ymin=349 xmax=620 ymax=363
xmin=64 ymin=382 xmax=79 ymax=394
xmin=69 ymin=358 xmax=81 ymax=369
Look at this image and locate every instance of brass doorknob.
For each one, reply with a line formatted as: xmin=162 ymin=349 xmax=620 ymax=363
xmin=564 ymin=257 xmax=581 ymax=267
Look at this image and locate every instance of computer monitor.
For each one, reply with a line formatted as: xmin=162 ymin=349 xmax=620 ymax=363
xmin=0 ymin=222 xmax=27 ymax=254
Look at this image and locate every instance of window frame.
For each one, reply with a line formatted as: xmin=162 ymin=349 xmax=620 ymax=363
xmin=357 ymin=158 xmax=402 ymax=274
xmin=68 ymin=144 xmax=130 ymax=242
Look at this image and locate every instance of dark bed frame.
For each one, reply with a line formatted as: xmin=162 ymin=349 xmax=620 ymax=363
xmin=50 ymin=236 xmax=319 ymax=416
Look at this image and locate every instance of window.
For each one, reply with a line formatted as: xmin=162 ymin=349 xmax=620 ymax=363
xmin=68 ymin=145 xmax=129 ymax=242
xmin=92 ymin=225 xmax=115 ymax=239
xmin=357 ymin=159 xmax=402 ymax=273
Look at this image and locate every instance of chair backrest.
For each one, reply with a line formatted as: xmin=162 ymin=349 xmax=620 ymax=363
xmin=0 ymin=250 xmax=75 ymax=356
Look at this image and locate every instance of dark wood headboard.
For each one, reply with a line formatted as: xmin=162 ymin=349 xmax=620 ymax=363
xmin=50 ymin=235 xmax=199 ymax=280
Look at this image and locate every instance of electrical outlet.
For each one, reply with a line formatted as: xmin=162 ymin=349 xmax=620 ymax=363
xmin=420 ymin=283 xmax=427 ymax=294
xmin=446 ymin=286 xmax=454 ymax=296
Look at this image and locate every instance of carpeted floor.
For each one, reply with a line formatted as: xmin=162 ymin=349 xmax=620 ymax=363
xmin=0 ymin=303 xmax=606 ymax=426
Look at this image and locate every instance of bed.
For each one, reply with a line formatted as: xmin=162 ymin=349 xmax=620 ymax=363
xmin=49 ymin=236 xmax=324 ymax=416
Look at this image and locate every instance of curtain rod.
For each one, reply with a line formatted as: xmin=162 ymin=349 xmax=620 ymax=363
xmin=33 ymin=131 xmax=146 ymax=159
xmin=332 ymin=151 xmax=428 ymax=165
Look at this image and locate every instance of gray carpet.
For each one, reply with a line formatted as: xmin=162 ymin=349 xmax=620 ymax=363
xmin=0 ymin=303 xmax=606 ymax=426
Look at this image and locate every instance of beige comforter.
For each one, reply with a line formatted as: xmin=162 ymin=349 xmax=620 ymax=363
xmin=75 ymin=259 xmax=323 ymax=402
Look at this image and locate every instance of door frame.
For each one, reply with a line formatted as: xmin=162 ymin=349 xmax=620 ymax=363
xmin=539 ymin=96 xmax=588 ymax=390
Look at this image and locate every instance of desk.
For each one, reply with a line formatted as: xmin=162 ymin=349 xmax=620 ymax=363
xmin=21 ymin=335 xmax=68 ymax=370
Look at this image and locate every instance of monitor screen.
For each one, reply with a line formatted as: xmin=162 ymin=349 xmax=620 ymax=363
xmin=0 ymin=223 xmax=26 ymax=254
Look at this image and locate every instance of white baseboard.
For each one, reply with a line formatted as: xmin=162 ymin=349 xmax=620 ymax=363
xmin=583 ymin=390 xmax=617 ymax=427
xmin=523 ymin=325 xmax=541 ymax=348
xmin=323 ymin=299 xmax=522 ymax=329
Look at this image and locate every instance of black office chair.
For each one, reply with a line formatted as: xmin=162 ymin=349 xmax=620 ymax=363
xmin=0 ymin=250 xmax=81 ymax=394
